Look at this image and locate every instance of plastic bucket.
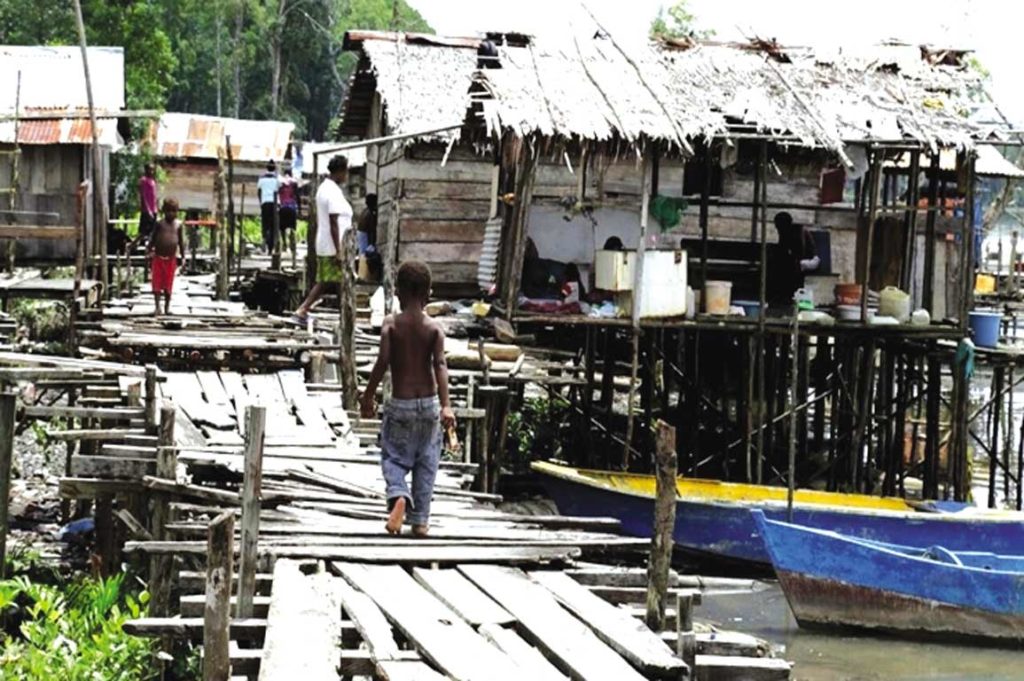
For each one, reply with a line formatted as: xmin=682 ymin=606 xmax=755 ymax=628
xmin=704 ymin=281 xmax=733 ymax=315
xmin=733 ymin=300 xmax=761 ymax=318
xmin=969 ymin=310 xmax=1002 ymax=348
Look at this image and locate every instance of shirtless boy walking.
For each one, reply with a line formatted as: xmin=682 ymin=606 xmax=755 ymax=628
xmin=360 ymin=261 xmax=455 ymax=536
xmin=148 ymin=198 xmax=185 ymax=316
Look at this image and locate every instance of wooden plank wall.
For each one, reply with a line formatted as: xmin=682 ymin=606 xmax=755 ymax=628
xmin=0 ymin=143 xmax=86 ymax=260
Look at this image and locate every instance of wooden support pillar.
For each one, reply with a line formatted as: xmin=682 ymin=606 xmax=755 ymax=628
xmin=338 ymin=229 xmax=358 ymax=411
xmin=624 ymin=153 xmax=653 ymax=468
xmin=502 ymin=137 xmax=538 ymax=318
xmin=900 ymin=150 xmax=922 ymax=292
xmin=203 ymin=511 xmax=234 ymax=681
xmin=215 ymin=147 xmax=229 ymax=300
xmin=675 ymin=592 xmax=696 ymax=670
xmin=226 ymin=135 xmax=236 ymax=281
xmin=150 ymin=404 xmax=177 ymax=617
xmin=645 ymin=420 xmax=677 ymax=632
xmin=238 ymin=185 xmax=247 ymax=288
xmin=237 ymin=405 xmax=265 ymax=618
xmin=860 ymin=149 xmax=882 ymax=323
xmin=0 ymin=393 xmax=13 ymax=578
xmin=144 ymin=364 xmax=158 ymax=433
xmin=474 ymin=385 xmax=508 ymax=494
xmin=924 ymin=353 xmax=941 ymax=500
xmin=922 ymin=154 xmax=941 ymax=314
xmin=754 ymin=140 xmax=768 ymax=484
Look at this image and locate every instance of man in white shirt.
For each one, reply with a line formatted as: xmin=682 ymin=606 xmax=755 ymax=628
xmin=294 ymin=155 xmax=352 ymax=320
xmin=256 ymin=161 xmax=280 ymax=253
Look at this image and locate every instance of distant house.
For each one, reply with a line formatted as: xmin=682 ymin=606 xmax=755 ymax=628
xmin=0 ymin=45 xmax=126 ymax=260
xmin=147 ymin=113 xmax=295 ymax=215
xmin=338 ymin=31 xmax=1015 ymax=312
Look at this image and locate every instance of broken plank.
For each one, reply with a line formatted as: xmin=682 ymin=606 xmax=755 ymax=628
xmin=529 ymin=571 xmax=687 ymax=678
xmin=258 ymin=560 xmax=342 ymax=681
xmin=333 ymin=563 xmax=523 ymax=681
xmin=336 ymin=579 xmax=402 ymax=661
xmin=412 ymin=567 xmax=515 ymax=627
xmin=460 ymin=565 xmax=647 ymax=681
xmin=340 ymin=650 xmax=421 ymax=677
xmin=478 ymin=623 xmax=568 ymax=681
xmin=71 ymin=455 xmax=155 ymax=479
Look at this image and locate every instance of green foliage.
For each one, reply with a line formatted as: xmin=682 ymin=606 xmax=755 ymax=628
xmin=506 ymin=396 xmax=573 ymax=473
xmin=11 ymin=299 xmax=69 ymax=345
xmin=0 ymin=573 xmax=155 ymax=680
xmin=650 ymin=0 xmax=714 ymax=41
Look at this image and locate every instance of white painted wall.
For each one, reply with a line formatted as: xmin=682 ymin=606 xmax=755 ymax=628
xmin=527 ymin=205 xmax=642 ymax=264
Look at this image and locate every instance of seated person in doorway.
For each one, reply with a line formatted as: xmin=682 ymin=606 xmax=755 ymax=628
xmin=357 ymin=194 xmax=378 ymax=255
xmin=768 ymin=211 xmax=820 ymax=305
xmin=277 ymin=169 xmax=299 ymax=256
xmin=521 ymin=237 xmax=565 ymax=299
xmin=148 ymin=198 xmax=185 ymax=317
xmin=602 ymin=236 xmax=624 ymax=251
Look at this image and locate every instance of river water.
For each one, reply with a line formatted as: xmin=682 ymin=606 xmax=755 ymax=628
xmin=700 ymin=583 xmax=1022 ymax=681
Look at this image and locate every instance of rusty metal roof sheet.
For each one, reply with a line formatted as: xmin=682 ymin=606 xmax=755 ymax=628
xmin=0 ymin=107 xmax=121 ymax=146
xmin=148 ymin=113 xmax=294 ymax=162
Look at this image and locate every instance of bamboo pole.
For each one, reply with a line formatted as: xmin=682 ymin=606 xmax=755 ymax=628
xmin=623 ymin=154 xmax=652 ymax=467
xmin=72 ymin=0 xmax=108 ymax=297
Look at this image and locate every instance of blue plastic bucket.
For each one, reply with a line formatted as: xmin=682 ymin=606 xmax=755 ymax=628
xmin=733 ymin=300 xmax=761 ymax=319
xmin=969 ymin=310 xmax=1002 ymax=348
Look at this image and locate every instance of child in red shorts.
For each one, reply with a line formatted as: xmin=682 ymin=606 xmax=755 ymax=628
xmin=148 ymin=198 xmax=184 ymax=316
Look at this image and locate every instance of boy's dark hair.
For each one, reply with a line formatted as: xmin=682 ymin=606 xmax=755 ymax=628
xmin=266 ymin=161 xmax=276 ymax=172
xmin=603 ymin=236 xmax=623 ymax=250
xmin=162 ymin=198 xmax=180 ymax=212
xmin=327 ymin=155 xmax=348 ymax=174
xmin=774 ymin=211 xmax=794 ymax=230
xmin=397 ymin=260 xmax=431 ymax=301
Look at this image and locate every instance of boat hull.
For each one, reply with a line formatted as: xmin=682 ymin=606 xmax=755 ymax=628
xmin=535 ymin=463 xmax=1024 ymax=566
xmin=755 ymin=512 xmax=1024 ymax=644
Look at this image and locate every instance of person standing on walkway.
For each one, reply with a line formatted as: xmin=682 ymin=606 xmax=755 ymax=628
xmin=256 ymin=161 xmax=280 ymax=253
xmin=294 ymin=156 xmax=352 ymax=321
xmin=131 ymin=163 xmax=159 ymax=251
xmin=278 ymin=168 xmax=299 ymax=258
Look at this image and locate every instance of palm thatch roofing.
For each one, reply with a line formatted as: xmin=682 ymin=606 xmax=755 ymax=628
xmin=340 ymin=30 xmax=1013 ymax=159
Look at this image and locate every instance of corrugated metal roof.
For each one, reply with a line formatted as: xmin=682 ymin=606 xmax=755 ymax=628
xmin=0 ymin=46 xmax=124 ymax=111
xmin=0 ymin=107 xmax=121 ymax=146
xmin=148 ymin=113 xmax=295 ymax=163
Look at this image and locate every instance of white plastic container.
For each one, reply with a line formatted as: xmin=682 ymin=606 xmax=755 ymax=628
xmin=878 ymin=286 xmax=911 ymax=323
xmin=636 ymin=250 xmax=688 ymax=318
xmin=595 ymin=250 xmax=636 ymax=291
xmin=704 ymin=280 xmax=733 ymax=315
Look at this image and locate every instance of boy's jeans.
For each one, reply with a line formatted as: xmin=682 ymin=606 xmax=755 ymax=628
xmin=380 ymin=397 xmax=442 ymax=526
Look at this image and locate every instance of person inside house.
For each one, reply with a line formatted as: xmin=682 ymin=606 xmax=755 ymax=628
xmin=769 ymin=211 xmax=820 ymax=304
xmin=277 ymin=168 xmax=299 ymax=256
xmin=293 ymin=156 xmax=353 ymax=322
xmin=256 ymin=161 xmax=280 ymax=253
xmin=357 ymin=193 xmax=378 ymax=255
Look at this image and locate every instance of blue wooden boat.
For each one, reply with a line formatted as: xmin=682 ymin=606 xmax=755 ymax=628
xmin=533 ymin=461 xmax=1024 ymax=567
xmin=753 ymin=510 xmax=1024 ymax=644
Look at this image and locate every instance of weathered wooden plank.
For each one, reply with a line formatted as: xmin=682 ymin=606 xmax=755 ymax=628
xmin=460 ymin=565 xmax=647 ymax=681
xmin=258 ymin=560 xmax=342 ymax=681
xmin=244 ymin=374 xmax=286 ymax=405
xmin=412 ymin=567 xmax=515 ymax=627
xmin=340 ymin=649 xmax=421 ymax=677
xmin=478 ymin=623 xmax=568 ymax=681
xmin=401 ymin=220 xmax=485 ymax=242
xmin=237 ymin=406 xmax=266 ymax=619
xmin=174 ymin=405 xmax=209 ymax=448
xmin=336 ymin=578 xmax=402 ymax=661
xmin=334 ymin=563 xmax=523 ymax=681
xmin=124 ymin=617 xmax=266 ymax=640
xmin=399 ymin=242 xmax=482 ymax=263
xmin=47 ymin=427 xmax=148 ymax=441
xmin=70 ymin=455 xmax=154 ymax=479
xmin=23 ymin=405 xmax=145 ymax=420
xmin=197 ymin=371 xmax=232 ymax=405
xmin=375 ymin=661 xmax=448 ymax=681
xmin=694 ymin=655 xmax=791 ymax=681
xmin=181 ymin=595 xmax=270 ymax=618
xmin=530 ymin=571 xmax=687 ymax=678
xmin=402 ymin=180 xmax=492 ymax=201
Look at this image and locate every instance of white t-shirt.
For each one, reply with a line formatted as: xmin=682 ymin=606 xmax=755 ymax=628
xmin=315 ymin=178 xmax=352 ymax=257
xmin=256 ymin=173 xmax=279 ymax=205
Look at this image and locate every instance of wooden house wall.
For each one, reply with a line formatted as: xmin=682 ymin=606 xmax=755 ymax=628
xmin=0 ymin=143 xmax=92 ymax=260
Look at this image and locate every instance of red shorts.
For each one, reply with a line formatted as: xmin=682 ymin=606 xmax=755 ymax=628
xmin=151 ymin=256 xmax=176 ymax=294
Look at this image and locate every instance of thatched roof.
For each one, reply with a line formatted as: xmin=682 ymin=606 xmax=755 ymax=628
xmin=340 ymin=31 xmax=1012 ymax=157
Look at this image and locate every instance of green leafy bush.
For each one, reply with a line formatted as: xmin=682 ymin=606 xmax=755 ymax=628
xmin=0 ymin=573 xmax=155 ymax=680
xmin=505 ymin=396 xmax=573 ymax=474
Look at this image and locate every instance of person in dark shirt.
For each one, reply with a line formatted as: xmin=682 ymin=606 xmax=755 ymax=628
xmin=357 ymin=194 xmax=378 ymax=255
xmin=770 ymin=212 xmax=820 ymax=303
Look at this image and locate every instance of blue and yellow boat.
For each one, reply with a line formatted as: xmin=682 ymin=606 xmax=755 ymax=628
xmin=532 ymin=460 xmax=1024 ymax=567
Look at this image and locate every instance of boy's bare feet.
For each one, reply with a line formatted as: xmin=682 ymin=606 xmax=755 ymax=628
xmin=386 ymin=497 xmax=406 ymax=535
xmin=412 ymin=524 xmax=429 ymax=538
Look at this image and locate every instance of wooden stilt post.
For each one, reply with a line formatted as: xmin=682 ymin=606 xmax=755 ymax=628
xmin=226 ymin=135 xmax=236 ymax=281
xmin=0 ymin=393 xmax=14 ymax=578
xmin=624 ymin=153 xmax=652 ymax=469
xmin=645 ymin=420 xmax=677 ymax=632
xmin=95 ymin=495 xmax=115 ymax=577
xmin=237 ymin=185 xmax=246 ymax=288
xmin=150 ymin=404 xmax=177 ymax=618
xmin=237 ymin=405 xmax=265 ymax=618
xmin=203 ymin=511 xmax=234 ymax=681
xmin=215 ymin=148 xmax=228 ymax=300
xmin=144 ymin=364 xmax=158 ymax=433
xmin=787 ymin=304 xmax=800 ymax=522
xmin=675 ymin=592 xmax=696 ymax=670
xmin=338 ymin=228 xmax=358 ymax=410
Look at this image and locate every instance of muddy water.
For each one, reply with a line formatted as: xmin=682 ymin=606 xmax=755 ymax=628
xmin=700 ymin=584 xmax=1022 ymax=680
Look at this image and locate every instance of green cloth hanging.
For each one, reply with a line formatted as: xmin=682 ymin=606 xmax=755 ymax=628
xmin=649 ymin=195 xmax=689 ymax=231
xmin=955 ymin=338 xmax=975 ymax=379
